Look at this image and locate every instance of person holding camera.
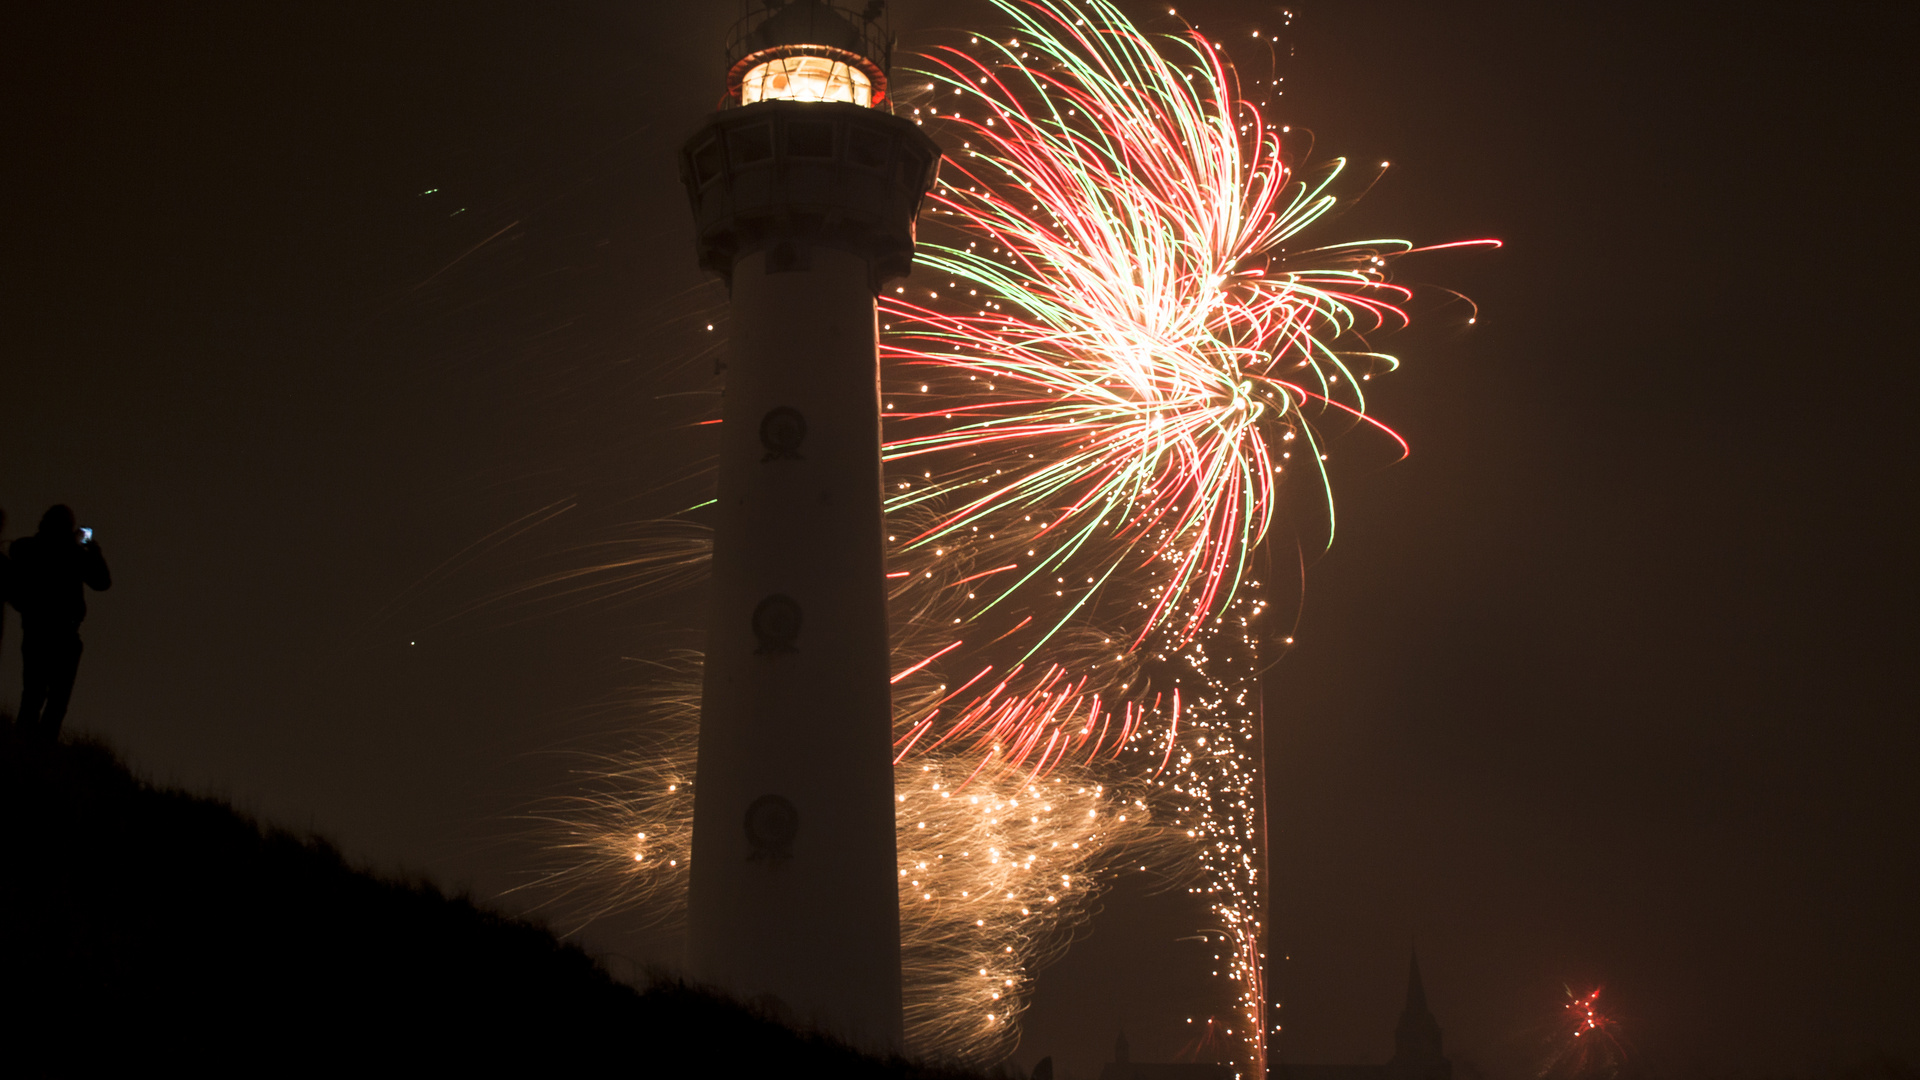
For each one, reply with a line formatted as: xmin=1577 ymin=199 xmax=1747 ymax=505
xmin=8 ymin=505 xmax=112 ymax=739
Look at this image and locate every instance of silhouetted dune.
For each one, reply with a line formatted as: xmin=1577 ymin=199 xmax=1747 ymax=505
xmin=0 ymin=728 xmax=987 ymax=1077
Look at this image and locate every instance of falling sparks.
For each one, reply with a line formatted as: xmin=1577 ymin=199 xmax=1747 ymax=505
xmin=893 ymin=758 xmax=1173 ymax=1059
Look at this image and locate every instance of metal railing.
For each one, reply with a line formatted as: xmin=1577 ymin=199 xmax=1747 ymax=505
xmin=723 ymin=0 xmax=893 ymax=107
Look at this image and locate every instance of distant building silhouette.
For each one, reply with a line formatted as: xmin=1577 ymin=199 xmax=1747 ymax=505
xmin=1272 ymin=952 xmax=1453 ymax=1080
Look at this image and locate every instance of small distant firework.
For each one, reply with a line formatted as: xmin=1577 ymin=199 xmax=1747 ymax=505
xmin=1539 ymin=986 xmax=1628 ymax=1080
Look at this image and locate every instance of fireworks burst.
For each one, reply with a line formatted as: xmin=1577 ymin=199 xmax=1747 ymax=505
xmin=884 ymin=3 xmax=1420 ymax=658
xmin=893 ymin=756 xmax=1172 ymax=1059
xmin=1539 ymin=986 xmax=1628 ymax=1079
xmin=874 ymin=0 xmax=1487 ymax=1069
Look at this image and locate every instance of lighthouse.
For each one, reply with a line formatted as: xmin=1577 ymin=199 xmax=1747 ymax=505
xmin=678 ymin=0 xmax=939 ymax=1048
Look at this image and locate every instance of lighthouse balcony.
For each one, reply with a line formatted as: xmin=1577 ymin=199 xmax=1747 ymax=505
xmin=681 ymin=100 xmax=941 ymax=289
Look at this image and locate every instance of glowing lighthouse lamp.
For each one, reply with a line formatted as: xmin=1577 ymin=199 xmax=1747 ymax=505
xmin=740 ymin=52 xmax=874 ymax=106
xmin=679 ymin=0 xmax=940 ymax=1051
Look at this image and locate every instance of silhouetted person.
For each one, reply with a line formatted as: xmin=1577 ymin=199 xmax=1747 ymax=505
xmin=8 ymin=505 xmax=111 ymax=739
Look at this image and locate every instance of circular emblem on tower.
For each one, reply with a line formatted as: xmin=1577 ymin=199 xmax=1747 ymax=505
xmin=752 ymin=593 xmax=803 ymax=653
xmin=744 ymin=793 xmax=799 ymax=861
xmin=760 ymin=406 xmax=807 ymax=460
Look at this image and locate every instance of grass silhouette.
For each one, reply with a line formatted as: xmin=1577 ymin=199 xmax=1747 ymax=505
xmin=0 ymin=725 xmax=991 ymax=1077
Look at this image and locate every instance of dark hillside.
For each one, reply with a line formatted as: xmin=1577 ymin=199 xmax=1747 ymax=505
xmin=0 ymin=728 xmax=982 ymax=1077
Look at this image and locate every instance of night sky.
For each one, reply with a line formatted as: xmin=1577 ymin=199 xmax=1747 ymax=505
xmin=3 ymin=3 xmax=1913 ymax=1077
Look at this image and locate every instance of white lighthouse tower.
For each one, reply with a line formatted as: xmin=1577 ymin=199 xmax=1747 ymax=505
xmin=678 ymin=0 xmax=939 ymax=1049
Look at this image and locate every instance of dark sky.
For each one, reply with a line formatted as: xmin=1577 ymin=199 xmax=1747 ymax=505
xmin=3 ymin=3 xmax=1913 ymax=1077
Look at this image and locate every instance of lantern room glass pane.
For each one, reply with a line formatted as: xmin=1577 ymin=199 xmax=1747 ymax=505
xmin=741 ymin=55 xmax=873 ymax=107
